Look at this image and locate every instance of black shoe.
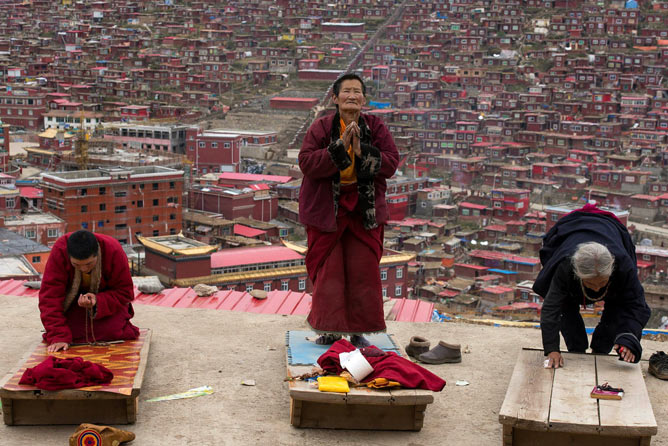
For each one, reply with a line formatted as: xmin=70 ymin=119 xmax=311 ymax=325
xmin=350 ymin=335 xmax=371 ymax=348
xmin=418 ymin=341 xmax=462 ymax=364
xmin=649 ymin=351 xmax=668 ymax=380
xmin=405 ymin=336 xmax=430 ymax=359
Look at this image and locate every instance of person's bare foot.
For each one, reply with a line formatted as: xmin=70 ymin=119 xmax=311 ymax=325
xmin=315 ymin=334 xmax=341 ymax=345
xmin=350 ymin=335 xmax=371 ymax=348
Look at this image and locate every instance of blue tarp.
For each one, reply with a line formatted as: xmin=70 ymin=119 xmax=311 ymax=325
xmin=369 ymin=100 xmax=391 ymax=109
xmin=286 ymin=330 xmax=400 ymax=365
xmin=488 ymin=268 xmax=518 ymax=275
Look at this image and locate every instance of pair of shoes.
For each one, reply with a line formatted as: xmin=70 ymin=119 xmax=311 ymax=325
xmin=405 ymin=336 xmax=431 ymax=359
xmin=649 ymin=351 xmax=668 ymax=380
xmin=418 ymin=341 xmax=462 ymax=364
xmin=70 ymin=423 xmax=135 ymax=446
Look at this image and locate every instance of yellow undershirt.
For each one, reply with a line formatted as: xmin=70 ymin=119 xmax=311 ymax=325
xmin=339 ymin=118 xmax=357 ymax=185
xmin=81 ymin=271 xmax=91 ymax=293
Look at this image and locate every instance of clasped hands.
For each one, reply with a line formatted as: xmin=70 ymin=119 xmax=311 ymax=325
xmin=545 ymin=344 xmax=635 ymax=369
xmin=340 ymin=121 xmax=362 ymax=157
xmin=46 ymin=293 xmax=97 ymax=353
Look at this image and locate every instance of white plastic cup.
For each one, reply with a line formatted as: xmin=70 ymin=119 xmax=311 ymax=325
xmin=339 ymin=349 xmax=374 ymax=381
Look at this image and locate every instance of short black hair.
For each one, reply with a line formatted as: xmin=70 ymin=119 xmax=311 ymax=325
xmin=67 ymin=230 xmax=99 ymax=260
xmin=332 ymin=73 xmax=366 ymax=97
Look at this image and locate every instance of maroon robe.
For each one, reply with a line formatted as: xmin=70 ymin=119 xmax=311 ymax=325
xmin=39 ymin=233 xmax=139 ymax=345
xmin=306 ymin=185 xmax=385 ymax=334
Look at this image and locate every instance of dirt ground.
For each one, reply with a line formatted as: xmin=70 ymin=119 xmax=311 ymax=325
xmin=1 ymin=294 xmax=667 ymax=446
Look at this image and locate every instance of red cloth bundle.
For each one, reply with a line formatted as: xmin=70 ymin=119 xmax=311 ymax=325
xmin=19 ymin=356 xmax=113 ymax=391
xmin=318 ymin=339 xmax=446 ymax=392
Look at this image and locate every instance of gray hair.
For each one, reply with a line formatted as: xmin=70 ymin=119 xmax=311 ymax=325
xmin=571 ymin=242 xmax=615 ymax=279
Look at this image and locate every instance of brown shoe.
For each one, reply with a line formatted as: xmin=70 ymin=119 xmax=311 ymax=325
xmin=418 ymin=341 xmax=462 ymax=364
xmin=649 ymin=351 xmax=668 ymax=380
xmin=69 ymin=423 xmax=135 ymax=446
xmin=405 ymin=336 xmax=430 ymax=359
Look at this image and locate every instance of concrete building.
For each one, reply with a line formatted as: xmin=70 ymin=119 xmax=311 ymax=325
xmin=41 ymin=166 xmax=185 ymax=245
xmin=0 ymin=227 xmax=51 ymax=275
xmin=1 ymin=212 xmax=66 ymax=247
xmin=103 ymin=123 xmax=189 ymax=154
xmin=0 ymin=91 xmax=47 ymax=131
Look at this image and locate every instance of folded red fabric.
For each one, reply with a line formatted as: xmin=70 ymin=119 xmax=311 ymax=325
xmin=318 ymin=339 xmax=446 ymax=392
xmin=19 ymin=356 xmax=114 ymax=391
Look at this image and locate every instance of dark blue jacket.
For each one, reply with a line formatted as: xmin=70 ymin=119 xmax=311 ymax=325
xmin=533 ymin=211 xmax=650 ymax=360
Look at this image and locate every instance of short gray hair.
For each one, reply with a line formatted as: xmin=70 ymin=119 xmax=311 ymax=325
xmin=571 ymin=242 xmax=615 ymax=279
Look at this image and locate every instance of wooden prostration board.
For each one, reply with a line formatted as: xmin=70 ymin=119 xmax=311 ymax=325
xmin=499 ymin=348 xmax=657 ymax=439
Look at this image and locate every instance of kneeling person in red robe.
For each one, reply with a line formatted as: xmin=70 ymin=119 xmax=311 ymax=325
xmin=39 ymin=230 xmax=140 ymax=353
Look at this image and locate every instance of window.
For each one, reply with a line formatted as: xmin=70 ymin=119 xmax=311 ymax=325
xmin=153 ymin=230 xmax=159 ymax=236
xmin=211 ymin=142 xmax=218 ymax=148
xmin=115 ymin=223 xmax=127 ymax=230
xmin=198 ymin=141 xmax=205 ymax=148
xmin=5 ymin=197 xmax=15 ymax=208
xmin=380 ymin=269 xmax=388 ymax=280
xmin=98 ymin=221 xmax=104 ymax=228
xmin=396 ymin=267 xmax=403 ymax=279
xmin=137 ymin=200 xmax=143 ymax=208
xmin=153 ymin=199 xmax=159 ymax=206
xmin=170 ymin=214 xmax=176 ymax=220
xmin=246 ymin=284 xmax=254 ymax=292
xmin=82 ymin=222 xmax=88 ymax=229
xmin=395 ymin=285 xmax=402 ymax=296
xmin=81 ymin=205 xmax=88 ymax=212
xmin=169 ymin=181 xmax=175 ymax=189
xmin=135 ymin=217 xmax=142 ymax=224
xmin=25 ymin=229 xmax=36 ymax=239
xmin=47 ymin=228 xmax=59 ymax=238
xmin=115 ymin=206 xmax=127 ymax=214
xmin=153 ymin=215 xmax=159 ymax=222
xmin=281 ymin=281 xmax=289 ymax=291
xmin=114 ymin=191 xmax=127 ymax=198
xmin=382 ymin=287 xmax=388 ymax=298
xmin=99 ymin=187 xmax=106 ymax=195
xmin=32 ymin=256 xmax=41 ymax=263
xmin=298 ymin=278 xmax=306 ymax=291
xmin=79 ymin=188 xmax=87 ymax=196
xmin=152 ymin=183 xmax=159 ymax=190
xmin=264 ymin=282 xmax=271 ymax=292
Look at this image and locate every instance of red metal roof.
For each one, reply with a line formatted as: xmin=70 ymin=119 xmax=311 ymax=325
xmin=233 ymin=224 xmax=266 ymax=238
xmin=218 ymin=172 xmax=292 ymax=183
xmin=0 ymin=279 xmax=432 ymax=322
xmin=460 ymin=202 xmax=487 ymax=210
xmin=210 ymin=245 xmax=303 ymax=268
xmin=19 ymin=186 xmax=43 ymax=199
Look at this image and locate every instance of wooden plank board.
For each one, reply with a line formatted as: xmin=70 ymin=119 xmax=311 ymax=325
xmin=285 ymin=332 xmax=434 ymax=407
xmin=499 ymin=348 xmax=554 ymax=431
xmin=1 ymin=331 xmax=151 ymax=425
xmin=291 ymin=398 xmax=425 ymax=431
xmin=131 ymin=328 xmax=152 ymax=392
xmin=548 ymin=352 xmax=599 ymax=434
xmin=512 ymin=428 xmax=646 ymax=446
xmin=596 ymin=355 xmax=658 ymax=437
xmin=9 ymin=398 xmax=133 ymax=426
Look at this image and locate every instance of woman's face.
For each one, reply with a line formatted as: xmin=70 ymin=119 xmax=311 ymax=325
xmin=582 ymin=275 xmax=609 ymax=291
xmin=333 ymin=79 xmax=365 ymax=114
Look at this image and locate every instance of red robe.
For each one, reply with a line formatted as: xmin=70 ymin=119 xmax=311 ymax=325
xmin=39 ymin=233 xmax=139 ymax=345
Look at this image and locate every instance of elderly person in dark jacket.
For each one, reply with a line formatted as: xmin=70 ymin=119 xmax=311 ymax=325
xmin=534 ymin=204 xmax=651 ymax=368
xmin=298 ymin=73 xmax=399 ymax=347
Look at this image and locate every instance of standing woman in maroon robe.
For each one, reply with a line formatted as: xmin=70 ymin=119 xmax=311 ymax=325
xmin=298 ymin=73 xmax=399 ymax=347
